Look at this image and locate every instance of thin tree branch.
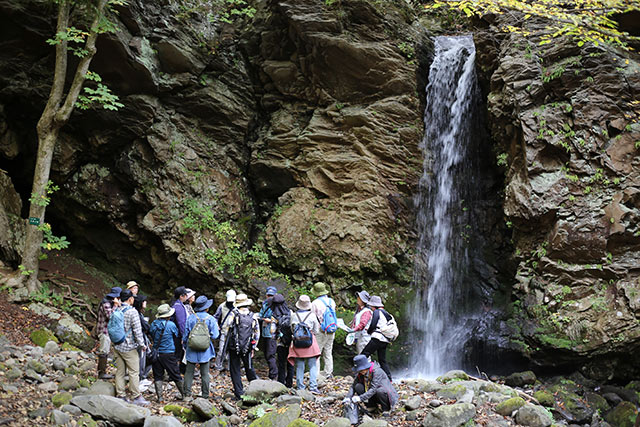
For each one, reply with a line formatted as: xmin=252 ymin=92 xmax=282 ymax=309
xmin=55 ymin=0 xmax=110 ymax=124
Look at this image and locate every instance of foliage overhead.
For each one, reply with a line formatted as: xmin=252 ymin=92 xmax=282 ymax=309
xmin=425 ymin=0 xmax=640 ymax=50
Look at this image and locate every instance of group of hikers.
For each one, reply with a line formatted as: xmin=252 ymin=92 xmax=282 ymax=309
xmin=94 ymin=280 xmax=398 ymax=415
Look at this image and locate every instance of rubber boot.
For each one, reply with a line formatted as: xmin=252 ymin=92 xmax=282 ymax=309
xmin=98 ymin=356 xmax=113 ymax=380
xmin=154 ymin=381 xmax=164 ymax=402
xmin=174 ymin=379 xmax=185 ymax=400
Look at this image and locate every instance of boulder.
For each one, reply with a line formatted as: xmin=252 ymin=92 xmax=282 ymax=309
xmin=324 ymin=418 xmax=352 ymax=427
xmin=405 ymin=395 xmax=423 ymax=410
xmin=6 ymin=367 xmax=21 ymax=380
xmin=532 ymin=390 xmax=554 ymax=407
xmin=514 ymin=403 xmax=553 ymax=427
xmin=86 ymin=380 xmax=116 ymax=396
xmin=163 ymin=404 xmax=199 ymax=423
xmin=44 ymin=340 xmax=61 ymax=354
xmin=27 ymin=359 xmax=47 ymax=375
xmin=24 ymin=368 xmax=45 ymax=383
xmin=58 ymin=376 xmax=80 ymax=391
xmin=71 ymin=395 xmax=151 ymax=425
xmin=52 ymin=359 xmax=68 ymax=371
xmin=201 ymin=417 xmax=232 ymax=427
xmin=248 ymin=403 xmax=274 ymax=420
xmin=275 ymin=394 xmax=303 ymax=406
xmin=495 ymin=397 xmax=525 ymax=416
xmin=61 ymin=404 xmax=82 ymax=416
xmin=605 ymin=401 xmax=637 ymax=427
xmin=221 ymin=401 xmax=237 ymax=414
xmin=505 ymin=371 xmax=537 ymax=387
xmin=38 ymin=381 xmax=59 ymax=392
xmin=295 ymin=388 xmax=316 ymax=402
xmin=191 ymin=397 xmax=219 ymax=420
xmin=285 ymin=419 xmax=318 ymax=426
xmin=143 ymin=416 xmax=184 ymax=426
xmin=360 ymin=420 xmax=387 ymax=427
xmin=422 ymin=403 xmax=476 ymax=427
xmin=437 ymin=370 xmax=470 ymax=383
xmin=50 ymin=409 xmax=71 ymax=426
xmin=437 ymin=384 xmax=469 ymax=400
xmin=245 ymin=379 xmax=289 ymax=400
xmin=248 ymin=403 xmax=301 ymax=426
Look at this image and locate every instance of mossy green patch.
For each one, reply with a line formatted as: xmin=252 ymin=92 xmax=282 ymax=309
xmin=61 ymin=342 xmax=81 ymax=352
xmin=30 ymin=328 xmax=58 ymax=347
xmin=77 ymin=414 xmax=98 ymax=427
xmin=163 ymin=404 xmax=200 ymax=422
xmin=52 ymin=392 xmax=73 ymax=407
xmin=495 ymin=397 xmax=525 ymax=416
xmin=78 ymin=379 xmax=91 ymax=388
xmin=437 ymin=384 xmax=468 ymax=400
xmin=606 ymin=401 xmax=637 ymax=427
xmin=288 ymin=420 xmax=318 ymax=426
xmin=533 ymin=390 xmax=554 ymax=407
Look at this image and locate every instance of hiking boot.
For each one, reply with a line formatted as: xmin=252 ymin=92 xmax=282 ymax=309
xmin=132 ymin=395 xmax=150 ymax=406
xmin=173 ymin=380 xmax=185 ymax=400
xmin=154 ymin=381 xmax=164 ymax=402
xmin=310 ymin=388 xmax=320 ymax=395
xmin=97 ymin=356 xmax=113 ymax=379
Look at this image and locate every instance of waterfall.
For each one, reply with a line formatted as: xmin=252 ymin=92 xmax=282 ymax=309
xmin=407 ymin=35 xmax=483 ymax=378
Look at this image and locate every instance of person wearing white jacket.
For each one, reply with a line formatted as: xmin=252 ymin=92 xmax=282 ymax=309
xmin=361 ymin=296 xmax=393 ymax=381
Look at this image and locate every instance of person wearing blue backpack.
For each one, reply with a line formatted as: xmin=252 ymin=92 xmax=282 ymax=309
xmin=311 ymin=282 xmax=338 ymax=378
xmin=110 ymin=289 xmax=149 ymax=406
xmin=258 ymin=286 xmax=279 ymax=380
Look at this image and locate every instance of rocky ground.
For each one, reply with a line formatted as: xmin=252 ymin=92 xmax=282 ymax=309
xmin=0 ymin=302 xmax=639 ymax=427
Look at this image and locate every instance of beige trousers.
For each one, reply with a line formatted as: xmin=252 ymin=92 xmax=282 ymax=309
xmin=315 ymin=332 xmax=335 ymax=376
xmin=114 ymin=348 xmax=140 ymax=399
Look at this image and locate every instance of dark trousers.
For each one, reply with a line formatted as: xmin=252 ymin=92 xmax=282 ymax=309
xmin=263 ymin=338 xmax=278 ymax=380
xmin=362 ymin=338 xmax=392 ymax=381
xmin=276 ymin=345 xmax=294 ymax=387
xmin=354 ymin=382 xmax=391 ymax=411
xmin=152 ymin=353 xmax=182 ymax=383
xmin=175 ymin=344 xmax=186 ymax=374
xmin=229 ymin=350 xmax=258 ymax=398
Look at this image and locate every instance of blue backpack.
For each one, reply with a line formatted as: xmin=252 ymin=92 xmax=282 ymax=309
xmin=319 ymin=297 xmax=338 ymax=333
xmin=108 ymin=306 xmax=132 ymax=345
xmin=292 ymin=311 xmax=313 ymax=348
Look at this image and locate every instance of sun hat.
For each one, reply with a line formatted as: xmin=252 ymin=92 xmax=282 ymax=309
xmin=266 ymin=286 xmax=277 ymax=296
xmin=185 ymin=288 xmax=196 ymax=299
xmin=368 ymin=295 xmax=384 ymax=307
xmin=156 ymin=304 xmax=175 ymax=319
xmin=193 ymin=295 xmax=214 ymax=312
xmin=353 ymin=354 xmax=371 ymax=372
xmin=106 ymin=286 xmax=122 ymax=299
xmin=226 ymin=289 xmax=237 ymax=303
xmin=120 ymin=289 xmax=134 ymax=301
xmin=311 ymin=282 xmax=329 ymax=297
xmin=296 ymin=295 xmax=312 ymax=310
xmin=126 ymin=281 xmax=139 ymax=290
xmin=356 ymin=290 xmax=371 ymax=304
xmin=235 ymin=293 xmax=253 ymax=308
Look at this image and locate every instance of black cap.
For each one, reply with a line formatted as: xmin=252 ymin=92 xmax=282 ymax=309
xmin=120 ymin=289 xmax=134 ymax=301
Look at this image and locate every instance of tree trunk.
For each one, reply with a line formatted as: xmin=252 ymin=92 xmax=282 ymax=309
xmin=22 ymin=125 xmax=60 ymax=293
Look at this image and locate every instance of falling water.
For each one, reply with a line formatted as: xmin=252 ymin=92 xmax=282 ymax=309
xmin=407 ymin=35 xmax=483 ymax=378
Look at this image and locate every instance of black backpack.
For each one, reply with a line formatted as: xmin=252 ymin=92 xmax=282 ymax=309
xmin=228 ymin=310 xmax=254 ymax=355
xmin=292 ymin=311 xmax=313 ymax=348
xmin=272 ymin=300 xmax=292 ymax=346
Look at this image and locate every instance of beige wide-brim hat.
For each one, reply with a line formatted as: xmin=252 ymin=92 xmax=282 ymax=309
xmin=235 ymin=293 xmax=253 ymax=308
xmin=126 ymin=280 xmax=139 ymax=290
xmin=156 ymin=304 xmax=175 ymax=318
xmin=296 ymin=295 xmax=312 ymax=310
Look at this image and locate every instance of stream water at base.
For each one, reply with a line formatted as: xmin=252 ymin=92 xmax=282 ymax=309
xmin=405 ymin=35 xmax=483 ymax=378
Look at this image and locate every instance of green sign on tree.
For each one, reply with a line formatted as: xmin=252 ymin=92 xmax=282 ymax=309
xmin=28 ymin=217 xmax=40 ymax=226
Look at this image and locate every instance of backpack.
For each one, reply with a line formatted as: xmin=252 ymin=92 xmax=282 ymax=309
xmin=274 ymin=308 xmax=292 ymax=346
xmin=187 ymin=316 xmax=211 ymax=351
xmin=292 ymin=311 xmax=313 ymax=348
xmin=228 ymin=310 xmax=254 ymax=355
xmin=108 ymin=306 xmax=132 ymax=345
xmin=319 ymin=297 xmax=338 ymax=333
xmin=378 ymin=310 xmax=399 ymax=342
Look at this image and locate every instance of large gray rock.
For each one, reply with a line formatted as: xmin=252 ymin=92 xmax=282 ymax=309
xmin=505 ymin=371 xmax=536 ymax=387
xmin=249 ymin=403 xmax=301 ymax=426
xmin=86 ymin=380 xmax=116 ymax=396
xmin=422 ymin=403 xmax=476 ymax=427
xmin=245 ymin=379 xmax=289 ymax=400
xmin=71 ymin=395 xmax=151 ymax=425
xmin=405 ymin=395 xmax=423 ymax=410
xmin=191 ymin=397 xmax=218 ymax=420
xmin=360 ymin=420 xmax=387 ymax=427
xmin=324 ymin=418 xmax=352 ymax=427
xmin=275 ymin=394 xmax=303 ymax=406
xmin=44 ymin=340 xmax=61 ymax=354
xmin=58 ymin=376 xmax=80 ymax=391
xmin=143 ymin=416 xmax=183 ymax=426
xmin=50 ymin=409 xmax=71 ymax=426
xmin=515 ymin=403 xmax=553 ymax=427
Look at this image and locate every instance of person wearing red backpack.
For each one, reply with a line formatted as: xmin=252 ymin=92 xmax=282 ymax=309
xmin=311 ymin=282 xmax=337 ymax=378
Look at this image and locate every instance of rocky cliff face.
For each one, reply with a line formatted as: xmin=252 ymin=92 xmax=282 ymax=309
xmin=0 ymin=0 xmax=432 ymax=304
xmin=475 ymin=18 xmax=640 ymax=379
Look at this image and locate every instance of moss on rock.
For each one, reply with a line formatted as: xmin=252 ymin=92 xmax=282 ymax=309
xmin=52 ymin=392 xmax=73 ymax=407
xmin=533 ymin=390 xmax=555 ymax=407
xmin=606 ymin=401 xmax=637 ymax=427
xmin=288 ymin=420 xmax=318 ymax=427
xmin=495 ymin=397 xmax=525 ymax=416
xmin=163 ymin=404 xmax=200 ymax=422
xmin=30 ymin=328 xmax=58 ymax=347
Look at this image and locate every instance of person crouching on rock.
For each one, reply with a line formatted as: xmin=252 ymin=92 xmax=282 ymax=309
xmin=344 ymin=354 xmax=398 ymax=414
xmin=149 ymin=304 xmax=184 ymax=402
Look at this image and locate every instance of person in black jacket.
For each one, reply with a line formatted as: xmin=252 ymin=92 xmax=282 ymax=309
xmin=133 ymin=294 xmax=152 ymax=386
xmin=360 ymin=296 xmax=393 ymax=381
xmin=271 ymin=293 xmax=294 ymax=387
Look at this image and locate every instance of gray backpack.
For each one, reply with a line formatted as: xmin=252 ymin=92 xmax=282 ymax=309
xmin=187 ymin=317 xmax=210 ymax=351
